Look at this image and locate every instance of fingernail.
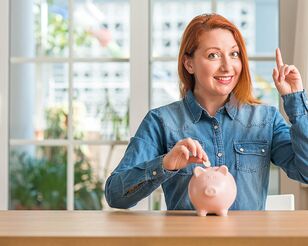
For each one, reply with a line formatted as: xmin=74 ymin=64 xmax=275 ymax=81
xmin=203 ymin=160 xmax=211 ymax=167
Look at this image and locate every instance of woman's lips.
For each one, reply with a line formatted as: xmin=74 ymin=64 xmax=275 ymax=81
xmin=214 ymin=76 xmax=233 ymax=84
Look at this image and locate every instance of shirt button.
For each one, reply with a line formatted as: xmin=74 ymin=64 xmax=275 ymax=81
xmin=217 ymin=152 xmax=223 ymax=157
xmin=261 ymin=149 xmax=265 ymax=153
xmin=152 ymin=171 xmax=157 ymax=176
xmin=214 ymin=125 xmax=219 ymax=129
xmin=239 ymin=148 xmax=244 ymax=152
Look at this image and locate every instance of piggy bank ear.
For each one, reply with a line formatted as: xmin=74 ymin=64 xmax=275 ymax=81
xmin=193 ymin=166 xmax=206 ymax=177
xmin=217 ymin=165 xmax=228 ymax=176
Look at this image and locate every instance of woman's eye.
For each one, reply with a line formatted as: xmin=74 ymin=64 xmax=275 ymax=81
xmin=208 ymin=53 xmax=220 ymax=59
xmin=231 ymin=51 xmax=240 ymax=58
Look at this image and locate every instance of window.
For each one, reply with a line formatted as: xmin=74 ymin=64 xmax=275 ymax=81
xmin=9 ymin=0 xmax=130 ymax=210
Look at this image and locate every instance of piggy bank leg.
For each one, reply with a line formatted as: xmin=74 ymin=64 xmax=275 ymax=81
xmin=197 ymin=210 xmax=208 ymax=216
xmin=216 ymin=209 xmax=228 ymax=216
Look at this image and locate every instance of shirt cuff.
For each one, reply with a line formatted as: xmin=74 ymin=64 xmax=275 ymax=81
xmin=282 ymin=90 xmax=308 ymax=122
xmin=145 ymin=155 xmax=178 ymax=184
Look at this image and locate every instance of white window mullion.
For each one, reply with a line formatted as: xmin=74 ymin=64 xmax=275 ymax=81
xmin=130 ymin=0 xmax=150 ymax=136
xmin=67 ymin=0 xmax=74 ymax=211
xmin=10 ymin=57 xmax=129 ymax=63
xmin=0 ymin=0 xmax=9 ymax=210
xmin=130 ymin=0 xmax=151 ymax=210
xmin=10 ymin=139 xmax=128 ymax=146
xmin=212 ymin=0 xmax=217 ymax=12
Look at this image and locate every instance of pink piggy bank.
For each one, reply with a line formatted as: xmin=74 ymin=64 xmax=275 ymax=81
xmin=188 ymin=165 xmax=237 ymax=216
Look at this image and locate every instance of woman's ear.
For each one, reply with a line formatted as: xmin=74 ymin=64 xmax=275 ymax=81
xmin=183 ymin=55 xmax=194 ymax=74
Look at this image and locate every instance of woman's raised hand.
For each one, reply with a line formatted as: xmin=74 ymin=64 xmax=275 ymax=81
xmin=272 ymin=48 xmax=303 ymax=96
xmin=163 ymin=138 xmax=209 ymax=171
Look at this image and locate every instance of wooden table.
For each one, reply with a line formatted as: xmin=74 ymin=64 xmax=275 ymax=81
xmin=0 ymin=210 xmax=308 ymax=246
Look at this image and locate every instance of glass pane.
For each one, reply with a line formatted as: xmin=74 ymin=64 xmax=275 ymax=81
xmin=10 ymin=63 xmax=68 ymax=140
xmin=11 ymin=0 xmax=69 ymax=57
xmin=249 ymin=61 xmax=278 ymax=107
xmin=151 ymin=0 xmax=211 ymax=57
xmin=151 ymin=61 xmax=179 ymax=108
xmin=73 ymin=62 xmax=129 ymax=141
xmin=73 ymin=0 xmax=129 ymax=58
xmin=74 ymin=144 xmax=127 ymax=210
xmin=217 ymin=0 xmax=279 ymax=56
xmin=268 ymin=164 xmax=279 ymax=195
xmin=9 ymin=145 xmax=67 ymax=210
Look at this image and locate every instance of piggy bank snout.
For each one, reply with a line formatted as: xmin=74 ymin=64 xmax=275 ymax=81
xmin=204 ymin=187 xmax=216 ymax=197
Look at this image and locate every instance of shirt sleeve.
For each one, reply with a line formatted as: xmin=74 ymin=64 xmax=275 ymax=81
xmin=104 ymin=110 xmax=178 ymax=209
xmin=271 ymin=90 xmax=308 ymax=183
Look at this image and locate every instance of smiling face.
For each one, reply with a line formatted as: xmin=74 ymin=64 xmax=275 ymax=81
xmin=184 ymin=28 xmax=242 ymax=104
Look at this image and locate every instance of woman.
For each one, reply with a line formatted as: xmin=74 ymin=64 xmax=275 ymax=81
xmin=105 ymin=14 xmax=308 ymax=210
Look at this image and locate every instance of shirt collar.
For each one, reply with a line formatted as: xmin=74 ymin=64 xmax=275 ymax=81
xmin=225 ymin=93 xmax=238 ymax=120
xmin=184 ymin=90 xmax=203 ymax=123
xmin=184 ymin=90 xmax=238 ymax=123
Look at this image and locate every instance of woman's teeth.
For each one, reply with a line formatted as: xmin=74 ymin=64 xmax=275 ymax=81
xmin=215 ymin=76 xmax=232 ymax=80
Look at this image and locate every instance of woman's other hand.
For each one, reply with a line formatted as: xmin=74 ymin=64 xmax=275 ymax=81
xmin=162 ymin=138 xmax=209 ymax=171
xmin=272 ymin=48 xmax=303 ymax=96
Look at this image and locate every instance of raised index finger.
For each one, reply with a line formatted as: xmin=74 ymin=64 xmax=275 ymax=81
xmin=276 ymin=48 xmax=284 ymax=67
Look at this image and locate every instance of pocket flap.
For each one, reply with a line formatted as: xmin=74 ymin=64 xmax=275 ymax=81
xmin=234 ymin=141 xmax=268 ymax=156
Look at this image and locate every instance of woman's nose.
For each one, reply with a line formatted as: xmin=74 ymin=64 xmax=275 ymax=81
xmin=220 ymin=57 xmax=232 ymax=72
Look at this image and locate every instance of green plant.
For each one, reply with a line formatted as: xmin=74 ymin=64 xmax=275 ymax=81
xmin=100 ymin=90 xmax=129 ymax=140
xmin=74 ymin=145 xmax=103 ymax=210
xmin=9 ymin=106 xmax=104 ymax=210
xmin=10 ymin=150 xmax=67 ymax=209
xmin=34 ymin=2 xmax=92 ymax=56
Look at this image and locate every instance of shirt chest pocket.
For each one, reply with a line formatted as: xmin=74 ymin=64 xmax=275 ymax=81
xmin=234 ymin=141 xmax=269 ymax=173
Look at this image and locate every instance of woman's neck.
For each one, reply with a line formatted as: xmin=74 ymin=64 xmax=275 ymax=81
xmin=194 ymin=91 xmax=229 ymax=117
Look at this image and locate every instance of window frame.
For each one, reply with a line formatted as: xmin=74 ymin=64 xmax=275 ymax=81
xmin=0 ymin=0 xmax=9 ymax=210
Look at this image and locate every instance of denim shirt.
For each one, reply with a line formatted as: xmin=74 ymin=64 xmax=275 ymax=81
xmin=105 ymin=90 xmax=308 ymax=210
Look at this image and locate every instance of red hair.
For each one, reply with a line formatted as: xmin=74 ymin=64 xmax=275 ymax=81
xmin=178 ymin=14 xmax=260 ymax=105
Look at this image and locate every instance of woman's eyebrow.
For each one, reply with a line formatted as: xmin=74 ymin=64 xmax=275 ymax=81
xmin=204 ymin=47 xmax=221 ymax=51
xmin=203 ymin=45 xmax=238 ymax=52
